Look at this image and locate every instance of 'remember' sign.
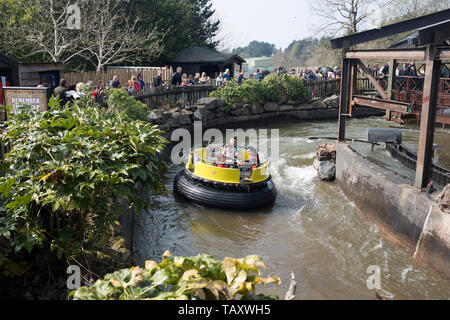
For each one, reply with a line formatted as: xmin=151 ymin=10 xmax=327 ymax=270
xmin=3 ymin=87 xmax=49 ymax=117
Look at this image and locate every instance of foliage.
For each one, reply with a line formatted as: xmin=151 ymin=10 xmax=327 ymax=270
xmin=105 ymin=88 xmax=149 ymax=122
xmin=209 ymin=81 xmax=243 ymax=106
xmin=70 ymin=251 xmax=280 ymax=300
xmin=210 ymin=74 xmax=307 ymax=106
xmin=232 ymin=40 xmax=277 ymax=58
xmin=0 ymin=0 xmax=220 ymax=69
xmin=0 ymin=96 xmax=168 ymax=277
xmin=127 ymin=0 xmax=220 ymax=64
xmin=273 ymin=36 xmax=340 ymax=69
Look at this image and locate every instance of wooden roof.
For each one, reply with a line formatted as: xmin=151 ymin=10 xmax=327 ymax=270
xmin=171 ymin=46 xmax=245 ymax=64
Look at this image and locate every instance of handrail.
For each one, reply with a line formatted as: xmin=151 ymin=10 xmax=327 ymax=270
xmin=190 ymin=146 xmax=269 ymax=166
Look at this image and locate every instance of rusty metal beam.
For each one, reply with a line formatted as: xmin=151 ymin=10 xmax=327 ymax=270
xmin=338 ymin=58 xmax=351 ymax=142
xmin=415 ymin=46 xmax=441 ymax=189
xmin=439 ymin=48 xmax=450 ymax=61
xmin=436 ymin=114 xmax=450 ymax=124
xmin=353 ymin=95 xmax=411 ymax=113
xmin=330 ymin=9 xmax=450 ymax=49
xmin=346 ymin=49 xmax=426 ymax=60
xmin=355 ymin=59 xmax=388 ymax=99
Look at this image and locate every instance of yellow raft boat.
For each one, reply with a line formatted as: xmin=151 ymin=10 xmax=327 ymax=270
xmin=173 ymin=145 xmax=277 ymax=210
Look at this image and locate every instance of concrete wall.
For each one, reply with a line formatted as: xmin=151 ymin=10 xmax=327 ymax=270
xmin=336 ymin=142 xmax=450 ymax=278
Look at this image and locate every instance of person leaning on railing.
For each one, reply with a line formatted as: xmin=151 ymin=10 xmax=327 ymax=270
xmin=199 ymin=72 xmax=209 ymax=84
xmin=171 ymin=67 xmax=183 ymax=86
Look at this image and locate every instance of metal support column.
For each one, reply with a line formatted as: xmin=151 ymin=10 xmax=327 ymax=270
xmin=415 ymin=46 xmax=441 ymax=189
xmin=338 ymin=58 xmax=352 ymax=142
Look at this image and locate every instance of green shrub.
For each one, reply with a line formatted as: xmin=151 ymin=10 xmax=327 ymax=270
xmin=0 ymin=96 xmax=168 ymax=276
xmin=209 ymin=81 xmax=243 ymax=106
xmin=70 ymin=251 xmax=280 ymax=300
xmin=210 ymin=73 xmax=307 ymax=107
xmin=281 ymin=74 xmax=308 ymax=101
xmin=105 ymin=88 xmax=149 ymax=122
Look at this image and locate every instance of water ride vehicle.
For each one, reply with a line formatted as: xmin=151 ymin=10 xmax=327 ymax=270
xmin=174 ymin=143 xmax=277 ymax=210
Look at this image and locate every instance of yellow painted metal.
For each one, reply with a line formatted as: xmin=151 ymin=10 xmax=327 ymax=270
xmin=194 ymin=161 xmax=241 ymax=183
xmin=186 ymin=153 xmax=194 ymax=170
xmin=186 ymin=148 xmax=270 ymax=184
xmin=250 ymin=163 xmax=270 ymax=182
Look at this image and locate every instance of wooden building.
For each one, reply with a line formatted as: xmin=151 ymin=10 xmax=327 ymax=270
xmin=170 ymin=46 xmax=245 ymax=78
xmin=0 ymin=53 xmax=64 ymax=89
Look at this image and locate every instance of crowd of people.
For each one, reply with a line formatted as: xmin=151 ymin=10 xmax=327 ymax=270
xmin=171 ymin=67 xmax=213 ymax=86
xmin=46 ymin=61 xmax=449 ymax=107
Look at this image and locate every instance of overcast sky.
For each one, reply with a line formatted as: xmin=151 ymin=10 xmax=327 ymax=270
xmin=211 ymin=0 xmax=383 ymax=51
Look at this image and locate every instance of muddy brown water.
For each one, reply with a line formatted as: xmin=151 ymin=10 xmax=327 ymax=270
xmin=133 ymin=116 xmax=450 ymax=299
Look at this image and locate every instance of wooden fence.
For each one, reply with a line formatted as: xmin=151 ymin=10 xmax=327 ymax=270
xmin=303 ymin=79 xmax=340 ymax=99
xmin=133 ymin=78 xmax=341 ymax=109
xmin=63 ymin=67 xmax=173 ymax=88
xmin=135 ymin=84 xmax=216 ymax=109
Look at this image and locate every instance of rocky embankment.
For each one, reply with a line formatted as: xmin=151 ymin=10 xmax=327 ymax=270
xmin=149 ymin=96 xmax=343 ymax=131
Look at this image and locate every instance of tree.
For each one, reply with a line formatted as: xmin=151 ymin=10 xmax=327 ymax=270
xmin=131 ymin=0 xmax=221 ymax=63
xmin=310 ymin=0 xmax=374 ymax=36
xmin=233 ymin=41 xmax=276 ymax=58
xmin=7 ymin=0 xmax=86 ymax=63
xmin=0 ymin=0 xmax=221 ymax=69
xmin=80 ymin=0 xmax=162 ymax=71
xmin=380 ymin=0 xmax=450 ymax=24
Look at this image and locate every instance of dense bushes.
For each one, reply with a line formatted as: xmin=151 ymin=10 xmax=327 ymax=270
xmin=210 ymin=74 xmax=308 ymax=107
xmin=105 ymin=88 xmax=150 ymax=122
xmin=0 ymin=93 xmax=168 ymax=278
xmin=70 ymin=251 xmax=280 ymax=300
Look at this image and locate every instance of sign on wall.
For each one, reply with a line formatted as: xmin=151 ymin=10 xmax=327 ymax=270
xmin=3 ymin=87 xmax=49 ymax=117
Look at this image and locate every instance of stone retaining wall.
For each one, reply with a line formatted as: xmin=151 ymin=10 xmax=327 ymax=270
xmin=336 ymin=142 xmax=450 ymax=279
xmin=148 ymin=96 xmax=382 ymax=131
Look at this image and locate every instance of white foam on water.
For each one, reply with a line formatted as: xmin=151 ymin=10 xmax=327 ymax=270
xmin=279 ymin=136 xmax=314 ymax=144
xmin=292 ymin=152 xmax=316 ymax=160
xmin=401 ymin=265 xmax=413 ymax=283
xmin=283 ymin=165 xmax=317 ymax=185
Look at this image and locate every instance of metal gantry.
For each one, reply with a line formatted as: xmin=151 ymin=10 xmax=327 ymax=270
xmin=331 ymin=9 xmax=450 ymax=189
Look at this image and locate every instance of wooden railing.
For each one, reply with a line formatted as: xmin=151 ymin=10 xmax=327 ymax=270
xmin=135 ymin=84 xmax=216 ymax=109
xmin=357 ymin=76 xmax=450 ymax=124
xmin=133 ymin=78 xmax=341 ymax=109
xmin=303 ymin=78 xmax=340 ymax=99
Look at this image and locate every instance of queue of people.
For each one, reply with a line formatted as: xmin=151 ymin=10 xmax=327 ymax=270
xmin=171 ymin=67 xmax=212 ymax=86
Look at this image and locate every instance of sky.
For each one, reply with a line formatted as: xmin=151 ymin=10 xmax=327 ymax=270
xmin=210 ymin=0 xmax=383 ymax=51
xmin=211 ymin=0 xmax=314 ymax=51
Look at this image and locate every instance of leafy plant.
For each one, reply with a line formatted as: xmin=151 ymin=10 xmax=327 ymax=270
xmin=280 ymin=74 xmax=308 ymax=101
xmin=209 ymin=81 xmax=243 ymax=106
xmin=70 ymin=251 xmax=280 ymax=300
xmin=0 ymin=96 xmax=168 ymax=276
xmin=105 ymin=88 xmax=150 ymax=122
xmin=210 ymin=73 xmax=307 ymax=107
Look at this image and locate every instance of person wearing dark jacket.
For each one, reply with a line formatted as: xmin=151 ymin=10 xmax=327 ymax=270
xmin=408 ymin=65 xmax=418 ymax=77
xmin=53 ymin=79 xmax=68 ymax=107
xmin=153 ymin=70 xmax=163 ymax=88
xmin=235 ymin=70 xmax=245 ymax=85
xmin=108 ymin=75 xmax=120 ymax=88
xmin=171 ymin=67 xmax=183 ymax=86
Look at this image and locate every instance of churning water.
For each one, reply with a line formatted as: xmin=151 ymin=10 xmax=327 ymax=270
xmin=133 ymin=116 xmax=450 ymax=299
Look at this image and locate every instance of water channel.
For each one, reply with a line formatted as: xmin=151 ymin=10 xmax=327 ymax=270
xmin=133 ymin=116 xmax=450 ymax=299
